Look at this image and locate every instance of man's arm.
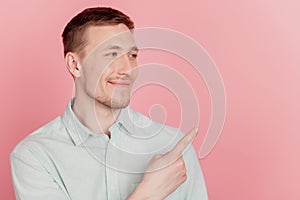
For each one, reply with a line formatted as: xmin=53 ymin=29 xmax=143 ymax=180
xmin=128 ymin=128 xmax=208 ymax=200
xmin=10 ymin=143 xmax=69 ymax=200
xmin=181 ymin=142 xmax=208 ymax=199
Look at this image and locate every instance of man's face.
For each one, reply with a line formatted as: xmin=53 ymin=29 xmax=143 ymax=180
xmin=77 ymin=24 xmax=138 ymax=108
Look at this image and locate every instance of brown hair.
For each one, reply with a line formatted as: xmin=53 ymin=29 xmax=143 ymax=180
xmin=62 ymin=7 xmax=134 ymax=59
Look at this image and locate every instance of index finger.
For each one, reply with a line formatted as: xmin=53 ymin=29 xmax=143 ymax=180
xmin=168 ymin=128 xmax=198 ymax=158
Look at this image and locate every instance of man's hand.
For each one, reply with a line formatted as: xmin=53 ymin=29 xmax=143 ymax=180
xmin=128 ymin=128 xmax=198 ymax=200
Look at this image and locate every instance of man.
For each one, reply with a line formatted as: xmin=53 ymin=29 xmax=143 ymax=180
xmin=11 ymin=7 xmax=208 ymax=200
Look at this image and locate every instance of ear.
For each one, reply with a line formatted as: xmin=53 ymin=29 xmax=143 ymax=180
xmin=65 ymin=52 xmax=81 ymax=78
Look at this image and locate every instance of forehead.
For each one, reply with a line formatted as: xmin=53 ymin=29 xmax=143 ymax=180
xmin=83 ymin=24 xmax=136 ymax=54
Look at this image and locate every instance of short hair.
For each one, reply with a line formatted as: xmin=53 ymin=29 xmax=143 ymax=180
xmin=62 ymin=7 xmax=134 ymax=59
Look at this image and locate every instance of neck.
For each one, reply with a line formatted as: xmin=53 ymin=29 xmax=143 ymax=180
xmin=72 ymin=96 xmax=121 ymax=137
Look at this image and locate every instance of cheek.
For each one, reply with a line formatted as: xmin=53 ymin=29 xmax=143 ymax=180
xmin=132 ymin=67 xmax=139 ymax=80
xmin=96 ymin=69 xmax=113 ymax=89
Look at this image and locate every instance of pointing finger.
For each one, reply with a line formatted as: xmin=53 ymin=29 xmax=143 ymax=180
xmin=167 ymin=128 xmax=198 ymax=158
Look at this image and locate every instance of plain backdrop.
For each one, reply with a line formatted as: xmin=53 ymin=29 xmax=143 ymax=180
xmin=1 ymin=0 xmax=299 ymax=199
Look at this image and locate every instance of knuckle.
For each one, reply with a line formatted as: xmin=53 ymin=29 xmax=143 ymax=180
xmin=153 ymin=154 xmax=163 ymax=159
xmin=182 ymin=165 xmax=187 ymax=174
xmin=182 ymin=174 xmax=187 ymax=181
xmin=174 ymin=157 xmax=185 ymax=169
xmin=179 ymin=158 xmax=185 ymax=166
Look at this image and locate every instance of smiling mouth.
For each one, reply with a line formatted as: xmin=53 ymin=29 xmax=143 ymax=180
xmin=107 ymin=80 xmax=131 ymax=86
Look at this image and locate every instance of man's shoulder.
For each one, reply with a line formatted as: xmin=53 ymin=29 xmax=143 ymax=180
xmin=11 ymin=115 xmax=66 ymax=156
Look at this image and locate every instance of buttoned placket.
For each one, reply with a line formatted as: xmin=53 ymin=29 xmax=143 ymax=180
xmin=105 ymin=123 xmax=122 ymax=200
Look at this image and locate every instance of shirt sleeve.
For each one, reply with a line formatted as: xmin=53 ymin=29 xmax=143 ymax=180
xmin=182 ymin=145 xmax=208 ymax=200
xmin=10 ymin=142 xmax=69 ymax=200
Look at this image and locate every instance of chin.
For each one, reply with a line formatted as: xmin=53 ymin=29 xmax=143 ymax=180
xmin=107 ymin=98 xmax=130 ymax=109
xmin=94 ymin=93 xmax=130 ymax=109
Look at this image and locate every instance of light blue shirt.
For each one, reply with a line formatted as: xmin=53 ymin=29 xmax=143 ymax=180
xmin=11 ymin=99 xmax=208 ymax=200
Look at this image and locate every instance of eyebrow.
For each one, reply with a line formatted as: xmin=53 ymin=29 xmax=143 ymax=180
xmin=105 ymin=45 xmax=139 ymax=51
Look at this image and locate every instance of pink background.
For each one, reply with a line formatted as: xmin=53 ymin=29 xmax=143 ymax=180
xmin=1 ymin=0 xmax=299 ymax=199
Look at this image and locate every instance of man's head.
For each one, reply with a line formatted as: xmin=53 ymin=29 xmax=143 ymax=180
xmin=62 ymin=7 xmax=138 ymax=109
xmin=62 ymin=7 xmax=134 ymax=60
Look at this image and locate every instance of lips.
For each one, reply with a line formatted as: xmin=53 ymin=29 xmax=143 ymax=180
xmin=107 ymin=80 xmax=131 ymax=86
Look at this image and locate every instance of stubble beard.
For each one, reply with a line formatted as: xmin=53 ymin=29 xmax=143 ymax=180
xmin=109 ymin=96 xmax=131 ymax=109
xmin=95 ymin=91 xmax=131 ymax=109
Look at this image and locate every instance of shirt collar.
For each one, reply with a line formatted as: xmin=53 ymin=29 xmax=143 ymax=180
xmin=62 ymin=99 xmax=91 ymax=146
xmin=62 ymin=99 xmax=135 ymax=146
xmin=114 ymin=106 xmax=135 ymax=134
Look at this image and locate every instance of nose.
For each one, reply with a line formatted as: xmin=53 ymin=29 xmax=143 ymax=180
xmin=117 ymin=54 xmax=136 ymax=76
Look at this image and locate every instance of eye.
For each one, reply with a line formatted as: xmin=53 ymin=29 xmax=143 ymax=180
xmin=129 ymin=52 xmax=138 ymax=59
xmin=105 ymin=52 xmax=118 ymax=58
